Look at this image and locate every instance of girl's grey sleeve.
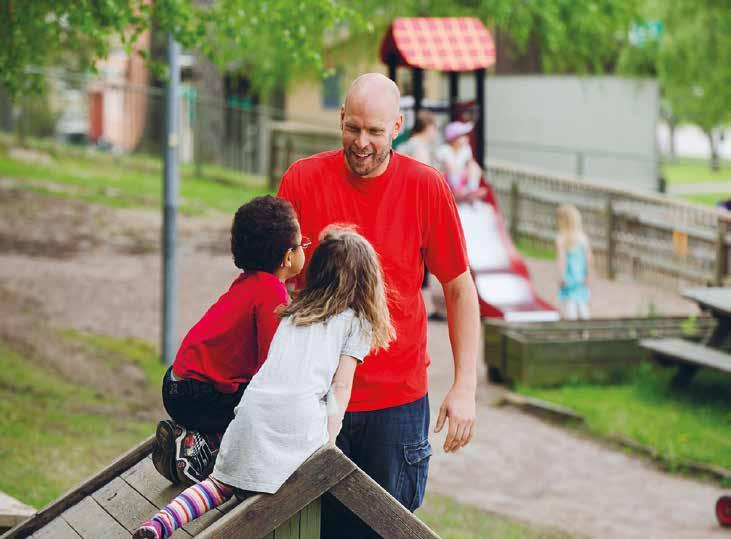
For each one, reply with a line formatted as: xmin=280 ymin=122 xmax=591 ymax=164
xmin=341 ymin=315 xmax=372 ymax=363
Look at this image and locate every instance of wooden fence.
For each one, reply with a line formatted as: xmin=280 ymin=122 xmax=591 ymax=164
xmin=487 ymin=159 xmax=731 ymax=288
xmin=266 ymin=124 xmax=731 ymax=289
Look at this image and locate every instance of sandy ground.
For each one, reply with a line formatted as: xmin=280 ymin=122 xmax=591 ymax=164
xmin=0 ymin=185 xmax=725 ymax=538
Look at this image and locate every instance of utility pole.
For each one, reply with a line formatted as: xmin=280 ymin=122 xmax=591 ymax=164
xmin=162 ymin=35 xmax=180 ymax=365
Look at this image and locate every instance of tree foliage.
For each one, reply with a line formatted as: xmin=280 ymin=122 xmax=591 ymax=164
xmin=0 ymin=0 xmax=151 ymax=96
xmin=0 ymin=0 xmax=367 ymax=98
xmin=1 ymin=0 xmax=646 ymax=100
xmin=619 ymin=0 xmax=731 ymax=168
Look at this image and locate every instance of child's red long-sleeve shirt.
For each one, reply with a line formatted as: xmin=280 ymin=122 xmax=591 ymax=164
xmin=172 ymin=271 xmax=289 ymax=393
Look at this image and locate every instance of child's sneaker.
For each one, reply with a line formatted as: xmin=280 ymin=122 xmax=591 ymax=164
xmin=152 ymin=419 xmax=185 ymax=485
xmin=175 ymin=430 xmax=219 ymax=485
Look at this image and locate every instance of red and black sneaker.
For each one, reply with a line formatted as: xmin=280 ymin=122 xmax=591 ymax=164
xmin=175 ymin=430 xmax=220 ymax=485
xmin=152 ymin=419 xmax=185 ymax=485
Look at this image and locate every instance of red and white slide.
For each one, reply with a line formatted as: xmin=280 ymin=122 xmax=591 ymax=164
xmin=459 ymin=180 xmax=558 ymax=322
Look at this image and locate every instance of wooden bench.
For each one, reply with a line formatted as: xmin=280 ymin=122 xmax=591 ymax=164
xmin=640 ymin=337 xmax=731 ymax=386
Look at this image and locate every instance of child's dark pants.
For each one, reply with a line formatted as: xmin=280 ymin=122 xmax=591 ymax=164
xmin=161 ymin=366 xmax=246 ymax=433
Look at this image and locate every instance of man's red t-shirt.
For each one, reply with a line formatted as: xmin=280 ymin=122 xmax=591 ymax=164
xmin=172 ymin=271 xmax=289 ymax=393
xmin=278 ymin=149 xmax=468 ymax=412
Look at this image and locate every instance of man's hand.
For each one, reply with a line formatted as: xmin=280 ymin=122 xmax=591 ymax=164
xmin=434 ymin=384 xmax=476 ymax=452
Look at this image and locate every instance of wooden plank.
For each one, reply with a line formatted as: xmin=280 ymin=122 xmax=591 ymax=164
xmin=641 ymin=338 xmax=731 ymax=373
xmin=2 ymin=435 xmax=155 ymax=539
xmin=121 ymin=457 xmax=226 ymax=535
xmin=272 ymin=512 xmax=299 ymax=539
xmin=28 ymin=518 xmax=81 ymax=539
xmin=92 ymin=476 xmax=191 ymax=537
xmin=298 ymin=498 xmax=320 ymax=539
xmin=60 ymin=497 xmax=129 ymax=539
xmin=0 ymin=491 xmax=35 ymax=530
xmin=329 ymin=467 xmax=439 ymax=539
xmin=196 ymin=446 xmax=355 ymax=539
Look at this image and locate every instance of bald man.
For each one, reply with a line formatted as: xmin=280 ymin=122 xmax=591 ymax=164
xmin=278 ymin=73 xmax=479 ymax=538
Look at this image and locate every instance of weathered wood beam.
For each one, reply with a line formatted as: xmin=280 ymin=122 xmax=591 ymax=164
xmin=329 ymin=467 xmax=440 ymax=539
xmin=197 ymin=446 xmax=355 ymax=539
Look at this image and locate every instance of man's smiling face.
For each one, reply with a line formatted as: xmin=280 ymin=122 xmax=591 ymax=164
xmin=340 ymin=74 xmax=403 ymax=178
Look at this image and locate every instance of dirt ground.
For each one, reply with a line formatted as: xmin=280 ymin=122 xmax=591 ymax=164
xmin=0 ymin=184 xmax=725 ymax=538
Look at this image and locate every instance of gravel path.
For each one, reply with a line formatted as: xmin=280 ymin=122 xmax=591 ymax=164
xmin=0 ymin=188 xmax=725 ymax=538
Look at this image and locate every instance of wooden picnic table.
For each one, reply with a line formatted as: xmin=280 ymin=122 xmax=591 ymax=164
xmin=682 ymin=287 xmax=731 ymax=347
xmin=640 ymin=287 xmax=731 ymax=386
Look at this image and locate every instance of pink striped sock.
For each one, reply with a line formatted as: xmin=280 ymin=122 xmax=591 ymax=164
xmin=134 ymin=478 xmax=233 ymax=539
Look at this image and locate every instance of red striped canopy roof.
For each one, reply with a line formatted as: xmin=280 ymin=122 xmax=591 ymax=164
xmin=380 ymin=17 xmax=496 ymax=72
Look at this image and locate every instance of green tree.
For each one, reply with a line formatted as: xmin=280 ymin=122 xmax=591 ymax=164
xmin=657 ymin=1 xmax=731 ymax=171
xmin=0 ymin=0 xmax=366 ymax=99
xmin=0 ymin=1 xmax=151 ymax=97
xmin=353 ymin=0 xmax=643 ymax=74
xmin=620 ymin=0 xmax=731 ymax=171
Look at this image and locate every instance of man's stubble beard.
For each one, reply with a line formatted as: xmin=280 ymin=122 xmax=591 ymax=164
xmin=346 ymin=144 xmax=392 ymax=177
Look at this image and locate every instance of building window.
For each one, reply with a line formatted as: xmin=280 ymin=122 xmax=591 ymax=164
xmin=322 ymin=68 xmax=343 ymax=109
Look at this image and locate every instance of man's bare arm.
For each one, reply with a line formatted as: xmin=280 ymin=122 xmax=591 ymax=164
xmin=434 ymin=270 xmax=479 ymax=452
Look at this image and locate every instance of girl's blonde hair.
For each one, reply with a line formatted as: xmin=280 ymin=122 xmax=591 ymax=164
xmin=556 ymin=204 xmax=585 ymax=248
xmin=279 ymin=225 xmax=395 ymax=352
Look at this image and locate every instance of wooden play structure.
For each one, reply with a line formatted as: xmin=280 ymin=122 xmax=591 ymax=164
xmin=380 ymin=18 xmax=557 ymax=322
xmin=484 ymin=316 xmax=716 ymax=386
xmin=2 ymin=438 xmax=439 ymax=539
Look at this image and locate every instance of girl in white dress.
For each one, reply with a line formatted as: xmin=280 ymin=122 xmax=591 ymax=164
xmin=134 ymin=225 xmax=395 ymax=539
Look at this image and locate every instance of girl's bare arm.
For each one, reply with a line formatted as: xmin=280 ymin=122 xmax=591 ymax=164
xmin=326 ymin=355 xmax=359 ymax=445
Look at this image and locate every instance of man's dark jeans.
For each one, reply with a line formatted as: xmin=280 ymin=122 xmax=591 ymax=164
xmin=161 ymin=366 xmax=246 ymax=433
xmin=322 ymin=394 xmax=432 ymax=539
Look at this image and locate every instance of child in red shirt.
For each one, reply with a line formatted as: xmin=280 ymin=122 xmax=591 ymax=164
xmin=153 ymin=195 xmax=307 ymax=485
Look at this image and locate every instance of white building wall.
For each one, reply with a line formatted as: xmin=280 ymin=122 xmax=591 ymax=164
xmin=480 ymin=76 xmax=659 ymax=191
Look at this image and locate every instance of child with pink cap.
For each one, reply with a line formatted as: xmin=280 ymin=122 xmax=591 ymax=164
xmin=436 ymin=121 xmax=488 ymax=202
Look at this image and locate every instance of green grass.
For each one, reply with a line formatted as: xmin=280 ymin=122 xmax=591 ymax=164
xmin=515 ymin=237 xmax=555 ymax=260
xmin=61 ymin=330 xmax=167 ymax=389
xmin=0 ymin=341 xmax=154 ymax=508
xmin=681 ymin=193 xmax=729 ymax=207
xmin=0 ymin=136 xmax=270 ymax=214
xmin=519 ymin=363 xmax=731 ymax=478
xmin=418 ymin=493 xmax=574 ymax=539
xmin=662 ymin=157 xmax=731 ymax=185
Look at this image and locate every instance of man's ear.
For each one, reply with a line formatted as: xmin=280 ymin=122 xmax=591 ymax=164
xmin=393 ymin=113 xmax=404 ymax=140
xmin=340 ymin=105 xmax=345 ymax=131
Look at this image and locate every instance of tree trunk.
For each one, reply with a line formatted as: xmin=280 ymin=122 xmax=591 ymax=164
xmin=707 ymin=130 xmax=720 ymax=172
xmin=668 ymin=121 xmax=677 ymax=163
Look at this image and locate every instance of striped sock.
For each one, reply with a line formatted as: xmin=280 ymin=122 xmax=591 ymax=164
xmin=135 ymin=478 xmax=233 ymax=539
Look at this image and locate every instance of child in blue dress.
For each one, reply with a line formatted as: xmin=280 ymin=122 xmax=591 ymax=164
xmin=133 ymin=225 xmax=395 ymax=539
xmin=556 ymin=204 xmax=593 ymax=320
